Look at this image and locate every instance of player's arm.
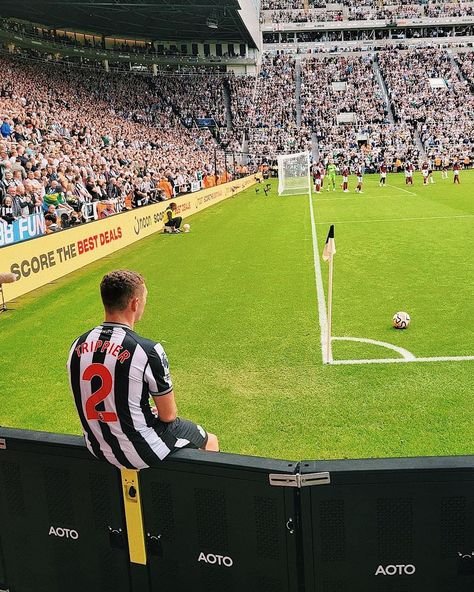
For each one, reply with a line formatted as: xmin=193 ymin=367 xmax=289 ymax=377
xmin=152 ymin=391 xmax=177 ymax=423
xmin=145 ymin=343 xmax=177 ymax=422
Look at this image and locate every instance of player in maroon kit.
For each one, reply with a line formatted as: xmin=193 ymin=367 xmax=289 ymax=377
xmin=379 ymin=162 xmax=387 ymax=187
xmin=341 ymin=165 xmax=349 ymax=193
xmin=312 ymin=164 xmax=322 ymax=194
xmin=405 ymin=161 xmax=414 ymax=185
xmin=421 ymin=161 xmax=429 ymax=186
xmin=453 ymin=161 xmax=460 ymax=184
xmin=355 ymin=163 xmax=363 ymax=193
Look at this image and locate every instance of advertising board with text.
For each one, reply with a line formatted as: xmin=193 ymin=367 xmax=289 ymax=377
xmin=0 ymin=175 xmax=258 ymax=303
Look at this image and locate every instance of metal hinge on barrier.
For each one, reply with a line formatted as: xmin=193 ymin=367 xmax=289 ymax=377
xmin=269 ymin=472 xmax=330 ymax=488
xmin=0 ymin=439 xmax=6 ymax=450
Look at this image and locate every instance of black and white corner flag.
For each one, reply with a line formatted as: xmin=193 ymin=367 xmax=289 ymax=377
xmin=322 ymin=225 xmax=336 ymax=262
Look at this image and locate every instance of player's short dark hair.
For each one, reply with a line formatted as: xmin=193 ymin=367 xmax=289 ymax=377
xmin=100 ymin=270 xmax=144 ymax=311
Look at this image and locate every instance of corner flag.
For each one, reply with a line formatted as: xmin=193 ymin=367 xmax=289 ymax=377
xmin=322 ymin=225 xmax=336 ymax=261
xmin=322 ymin=225 xmax=336 ymax=363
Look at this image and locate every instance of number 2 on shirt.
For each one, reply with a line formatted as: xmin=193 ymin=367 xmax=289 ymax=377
xmin=83 ymin=363 xmax=118 ymax=423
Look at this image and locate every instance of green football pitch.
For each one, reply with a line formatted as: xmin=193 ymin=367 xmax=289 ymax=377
xmin=1 ymin=170 xmax=473 ymax=460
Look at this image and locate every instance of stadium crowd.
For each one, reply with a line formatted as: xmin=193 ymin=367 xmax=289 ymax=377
xmin=247 ymin=54 xmax=309 ymax=158
xmin=300 ymin=54 xmax=420 ymax=166
xmin=262 ymin=9 xmax=344 ymax=23
xmin=378 ymin=47 xmax=474 ymax=161
xmin=2 ymin=36 xmax=473 ymax=233
xmin=230 ymin=45 xmax=474 ymax=167
xmin=151 ymin=69 xmax=227 ymax=126
xmin=231 ymin=46 xmax=472 ymax=167
xmin=261 ymin=0 xmax=326 ymax=10
xmin=0 ymin=54 xmax=238 ymax=233
xmin=261 ymin=0 xmax=474 ymax=23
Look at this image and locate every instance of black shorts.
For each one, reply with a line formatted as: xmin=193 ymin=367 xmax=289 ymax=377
xmin=155 ymin=417 xmax=208 ymax=453
xmin=164 ymin=216 xmax=182 ymax=229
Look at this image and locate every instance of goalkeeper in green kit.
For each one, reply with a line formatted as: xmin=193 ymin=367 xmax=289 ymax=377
xmin=326 ymin=161 xmax=337 ymax=192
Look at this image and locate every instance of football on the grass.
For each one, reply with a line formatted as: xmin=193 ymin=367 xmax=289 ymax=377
xmin=392 ymin=312 xmax=411 ymax=329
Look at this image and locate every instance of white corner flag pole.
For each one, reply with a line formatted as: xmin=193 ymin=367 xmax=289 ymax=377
xmin=326 ymin=252 xmax=334 ymax=363
xmin=322 ymin=225 xmax=336 ymax=363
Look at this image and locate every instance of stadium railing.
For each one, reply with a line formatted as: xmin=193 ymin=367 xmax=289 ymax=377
xmin=0 ymin=427 xmax=473 ymax=592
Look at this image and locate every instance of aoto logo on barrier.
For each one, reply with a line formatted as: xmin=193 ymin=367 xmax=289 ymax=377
xmin=198 ymin=552 xmax=233 ymax=567
xmin=375 ymin=564 xmax=416 ymax=576
xmin=49 ymin=526 xmax=79 ymax=540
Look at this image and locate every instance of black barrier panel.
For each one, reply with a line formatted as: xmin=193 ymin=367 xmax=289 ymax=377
xmin=0 ymin=428 xmax=132 ymax=592
xmin=139 ymin=451 xmax=299 ymax=592
xmin=0 ymin=536 xmax=6 ymax=591
xmin=300 ymin=457 xmax=474 ymax=592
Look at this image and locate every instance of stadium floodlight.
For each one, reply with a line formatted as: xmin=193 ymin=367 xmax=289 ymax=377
xmin=277 ymin=151 xmax=311 ymax=197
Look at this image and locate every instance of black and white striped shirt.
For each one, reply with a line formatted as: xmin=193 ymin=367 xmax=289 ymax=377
xmin=67 ymin=322 xmax=174 ymax=469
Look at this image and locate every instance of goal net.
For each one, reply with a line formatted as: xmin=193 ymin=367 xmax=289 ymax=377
xmin=277 ymin=151 xmax=311 ymax=196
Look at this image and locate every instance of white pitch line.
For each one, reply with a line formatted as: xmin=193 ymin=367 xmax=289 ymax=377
xmin=386 ymin=184 xmax=417 ymax=196
xmin=331 ymin=357 xmax=411 ymax=365
xmin=314 ymin=214 xmax=474 ymax=226
xmin=314 ymin=195 xmax=379 ymax=202
xmin=331 ymin=355 xmax=474 ymax=365
xmin=416 ymin=356 xmax=474 ymax=362
xmin=308 ymin=194 xmax=329 ymax=364
xmin=331 ymin=336 xmax=416 ymax=360
xmin=309 ymin=190 xmax=474 ymax=367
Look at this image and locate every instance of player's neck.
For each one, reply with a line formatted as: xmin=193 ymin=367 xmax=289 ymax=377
xmin=104 ymin=312 xmax=134 ymax=330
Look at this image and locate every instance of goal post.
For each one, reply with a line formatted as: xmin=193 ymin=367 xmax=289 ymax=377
xmin=277 ymin=151 xmax=311 ymax=197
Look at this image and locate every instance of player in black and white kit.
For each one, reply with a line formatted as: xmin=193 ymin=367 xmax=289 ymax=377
xmin=67 ymin=269 xmax=219 ymax=469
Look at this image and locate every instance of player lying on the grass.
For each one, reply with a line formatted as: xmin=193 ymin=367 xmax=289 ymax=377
xmin=164 ymin=202 xmax=183 ymax=233
xmin=67 ymin=270 xmax=219 ymax=470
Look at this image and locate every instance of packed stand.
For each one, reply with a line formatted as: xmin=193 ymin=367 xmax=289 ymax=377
xmin=151 ymin=69 xmax=228 ymax=126
xmin=299 ymin=54 xmax=416 ymax=163
xmin=262 ymin=9 xmax=343 ymax=23
xmin=346 ymin=2 xmax=423 ymax=21
xmin=228 ymin=75 xmax=256 ymax=131
xmin=0 ymin=54 xmax=234 ymax=235
xmin=260 ymin=0 xmax=305 ymax=10
xmin=343 ymin=0 xmax=466 ymax=21
xmin=262 ymin=0 xmax=474 ymax=23
xmin=247 ymin=54 xmax=309 ymax=157
xmin=378 ymin=47 xmax=474 ymax=161
xmin=424 ymin=0 xmax=473 ymax=18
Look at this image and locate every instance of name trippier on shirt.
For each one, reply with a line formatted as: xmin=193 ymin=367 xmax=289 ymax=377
xmin=74 ymin=339 xmax=131 ymax=364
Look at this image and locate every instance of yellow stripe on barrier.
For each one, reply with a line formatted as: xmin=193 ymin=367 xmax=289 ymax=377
xmin=121 ymin=468 xmax=147 ymax=565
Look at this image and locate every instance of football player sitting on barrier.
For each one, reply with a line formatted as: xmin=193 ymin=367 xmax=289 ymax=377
xmin=67 ymin=270 xmax=219 ymax=469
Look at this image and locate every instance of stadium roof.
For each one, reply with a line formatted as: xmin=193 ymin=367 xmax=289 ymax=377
xmin=0 ymin=0 xmax=257 ymax=46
